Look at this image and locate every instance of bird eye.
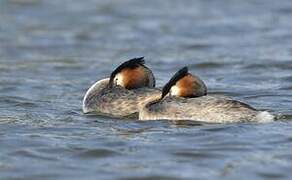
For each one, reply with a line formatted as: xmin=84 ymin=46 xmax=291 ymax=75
xmin=114 ymin=77 xmax=118 ymax=84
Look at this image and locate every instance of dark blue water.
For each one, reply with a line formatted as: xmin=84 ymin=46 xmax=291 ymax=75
xmin=1 ymin=0 xmax=292 ymax=179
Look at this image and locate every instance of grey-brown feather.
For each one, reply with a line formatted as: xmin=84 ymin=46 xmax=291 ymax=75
xmin=84 ymin=82 xmax=161 ymax=118
xmin=140 ymin=95 xmax=260 ymax=123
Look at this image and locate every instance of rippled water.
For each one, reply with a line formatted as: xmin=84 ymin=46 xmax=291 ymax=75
xmin=1 ymin=0 xmax=292 ymax=179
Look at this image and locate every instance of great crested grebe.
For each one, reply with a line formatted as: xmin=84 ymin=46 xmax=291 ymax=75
xmin=139 ymin=67 xmax=274 ymax=123
xmin=82 ymin=57 xmax=161 ymax=118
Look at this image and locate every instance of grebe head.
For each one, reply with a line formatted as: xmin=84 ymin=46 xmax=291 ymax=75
xmin=108 ymin=57 xmax=155 ymax=89
xmin=161 ymin=67 xmax=207 ymax=99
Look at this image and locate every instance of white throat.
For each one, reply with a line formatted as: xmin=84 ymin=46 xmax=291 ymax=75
xmin=170 ymin=85 xmax=180 ymax=96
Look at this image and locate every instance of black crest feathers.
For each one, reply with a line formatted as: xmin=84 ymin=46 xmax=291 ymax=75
xmin=161 ymin=67 xmax=189 ymax=99
xmin=108 ymin=57 xmax=145 ymax=87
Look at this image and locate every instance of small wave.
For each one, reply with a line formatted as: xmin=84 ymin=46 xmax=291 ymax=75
xmin=76 ymin=149 xmax=120 ymax=159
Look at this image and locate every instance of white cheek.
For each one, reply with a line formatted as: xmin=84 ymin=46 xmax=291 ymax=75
xmin=116 ymin=74 xmax=124 ymax=87
xmin=170 ymin=86 xmax=179 ymax=96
